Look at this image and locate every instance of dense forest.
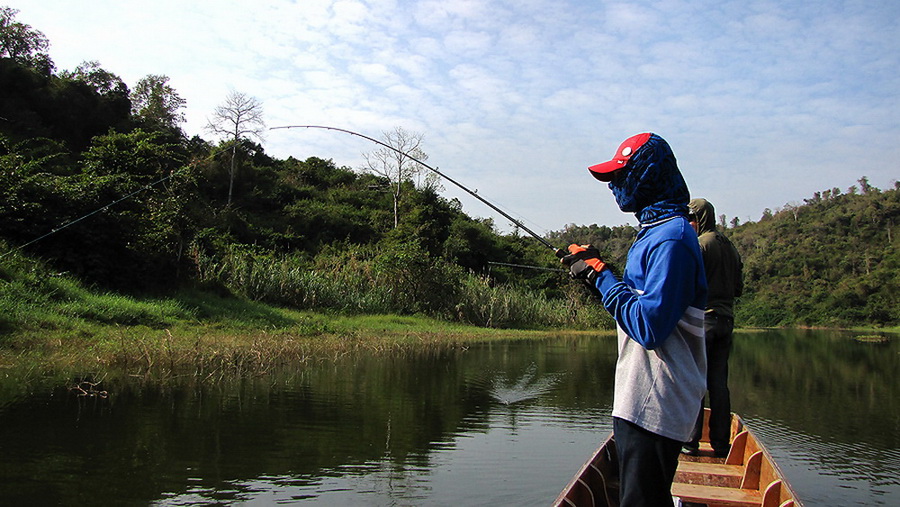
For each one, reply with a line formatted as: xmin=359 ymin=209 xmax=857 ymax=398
xmin=1 ymin=7 xmax=897 ymax=333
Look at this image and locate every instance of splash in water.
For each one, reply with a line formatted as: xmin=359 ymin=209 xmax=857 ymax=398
xmin=486 ymin=364 xmax=562 ymax=405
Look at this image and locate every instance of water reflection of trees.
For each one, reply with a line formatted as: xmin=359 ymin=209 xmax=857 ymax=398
xmin=0 ymin=334 xmax=618 ymax=504
xmin=730 ymin=329 xmax=899 ymax=450
xmin=4 ymin=330 xmax=891 ymax=505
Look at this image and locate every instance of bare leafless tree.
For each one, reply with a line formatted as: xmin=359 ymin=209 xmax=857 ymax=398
xmin=206 ymin=90 xmax=265 ymax=205
xmin=362 ymin=127 xmax=429 ymax=228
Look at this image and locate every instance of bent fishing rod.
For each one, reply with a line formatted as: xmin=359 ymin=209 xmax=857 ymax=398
xmin=270 ymin=125 xmax=565 ymax=257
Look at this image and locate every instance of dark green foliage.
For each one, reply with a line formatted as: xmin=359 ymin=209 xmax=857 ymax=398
xmin=0 ymin=58 xmax=131 ymax=151
xmin=82 ymin=128 xmax=183 ymax=176
xmin=442 ymin=215 xmax=501 ymax=269
xmin=129 ymin=74 xmax=185 ymax=136
xmin=728 ymin=186 xmax=899 ymax=327
xmin=1 ymin=129 xmax=194 ymax=291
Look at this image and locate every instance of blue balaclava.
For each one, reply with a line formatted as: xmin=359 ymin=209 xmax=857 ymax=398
xmin=607 ymin=134 xmax=690 ymax=225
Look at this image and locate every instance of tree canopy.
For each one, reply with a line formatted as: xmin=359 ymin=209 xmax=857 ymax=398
xmin=130 ymin=74 xmax=186 ymax=134
xmin=0 ymin=7 xmax=53 ymax=74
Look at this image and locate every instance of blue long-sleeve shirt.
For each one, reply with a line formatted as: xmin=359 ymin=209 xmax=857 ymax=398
xmin=592 ymin=215 xmax=709 ymax=441
xmin=594 ymin=216 xmax=708 ymax=349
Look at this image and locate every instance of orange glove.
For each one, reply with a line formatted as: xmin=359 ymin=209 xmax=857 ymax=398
xmin=560 ymin=244 xmax=606 ymax=282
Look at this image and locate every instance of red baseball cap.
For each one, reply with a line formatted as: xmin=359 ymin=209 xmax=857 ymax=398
xmin=588 ymin=132 xmax=652 ymax=181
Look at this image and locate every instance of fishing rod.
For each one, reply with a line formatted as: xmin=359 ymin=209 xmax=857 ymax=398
xmin=270 ymin=125 xmax=565 ymax=258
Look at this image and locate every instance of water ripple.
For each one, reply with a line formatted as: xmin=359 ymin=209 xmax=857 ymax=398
xmin=746 ymin=416 xmax=900 ymax=505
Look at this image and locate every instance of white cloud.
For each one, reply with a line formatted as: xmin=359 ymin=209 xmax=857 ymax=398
xmin=350 ymin=62 xmax=401 ymax=87
xmin=443 ymin=30 xmax=494 ymax=55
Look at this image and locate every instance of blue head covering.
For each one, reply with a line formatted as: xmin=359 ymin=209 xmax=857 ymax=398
xmin=607 ymin=133 xmax=690 ymax=224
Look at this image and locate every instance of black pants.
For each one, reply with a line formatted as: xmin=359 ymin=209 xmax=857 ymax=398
xmin=614 ymin=417 xmax=682 ymax=507
xmin=687 ymin=313 xmax=734 ymax=454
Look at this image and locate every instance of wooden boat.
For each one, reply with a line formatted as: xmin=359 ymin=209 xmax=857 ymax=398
xmin=553 ymin=409 xmax=801 ymax=507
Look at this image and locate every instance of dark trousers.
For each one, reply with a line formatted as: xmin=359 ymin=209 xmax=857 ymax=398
xmin=614 ymin=417 xmax=682 ymax=507
xmin=687 ymin=313 xmax=734 ymax=454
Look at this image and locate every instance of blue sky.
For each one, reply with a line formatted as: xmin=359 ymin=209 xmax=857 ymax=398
xmin=17 ymin=0 xmax=900 ymax=233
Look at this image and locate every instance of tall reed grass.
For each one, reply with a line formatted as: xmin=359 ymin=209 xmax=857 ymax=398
xmin=193 ymin=243 xmax=614 ymax=330
xmin=2 ymin=241 xmax=613 ymax=387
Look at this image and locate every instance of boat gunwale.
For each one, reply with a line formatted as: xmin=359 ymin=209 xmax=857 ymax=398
xmin=552 ymin=411 xmax=802 ymax=507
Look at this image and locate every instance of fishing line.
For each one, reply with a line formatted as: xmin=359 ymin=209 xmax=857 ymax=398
xmin=487 ymin=261 xmax=566 ymax=273
xmin=270 ymin=125 xmax=564 ymax=257
xmin=0 ymin=171 xmax=184 ymax=260
xmin=1 ymin=142 xmax=233 ymax=259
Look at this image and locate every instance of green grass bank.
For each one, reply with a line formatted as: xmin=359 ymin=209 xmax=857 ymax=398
xmin=0 ymin=243 xmax=613 ymax=384
xmin=0 ymin=255 xmax=610 ymax=388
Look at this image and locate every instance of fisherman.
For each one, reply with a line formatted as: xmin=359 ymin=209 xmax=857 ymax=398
xmin=682 ymin=198 xmax=744 ymax=458
xmin=561 ymin=133 xmax=708 ymax=507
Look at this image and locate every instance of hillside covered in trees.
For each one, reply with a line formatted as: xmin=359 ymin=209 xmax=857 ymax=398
xmin=1 ymin=7 xmax=897 ymax=332
xmin=729 ymin=184 xmax=898 ymax=327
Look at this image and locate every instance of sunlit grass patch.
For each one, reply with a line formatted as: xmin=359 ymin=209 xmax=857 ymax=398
xmin=55 ymin=292 xmax=193 ymax=326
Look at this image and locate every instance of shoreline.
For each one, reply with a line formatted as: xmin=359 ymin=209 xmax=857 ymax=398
xmin=0 ymin=311 xmax=611 ymax=386
xmin=2 ymin=309 xmax=894 ymax=390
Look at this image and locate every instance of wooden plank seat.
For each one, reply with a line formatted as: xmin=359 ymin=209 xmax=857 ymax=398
xmin=671 ymin=481 xmax=762 ymax=507
xmin=676 ymin=460 xmax=744 ymax=488
xmin=673 ymin=427 xmax=793 ymax=507
xmin=672 ymin=477 xmax=788 ymax=507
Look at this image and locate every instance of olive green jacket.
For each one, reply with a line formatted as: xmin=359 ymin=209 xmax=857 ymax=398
xmin=689 ymin=198 xmax=744 ymax=319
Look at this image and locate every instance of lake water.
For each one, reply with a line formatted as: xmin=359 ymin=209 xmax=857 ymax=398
xmin=0 ymin=329 xmax=897 ymax=506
